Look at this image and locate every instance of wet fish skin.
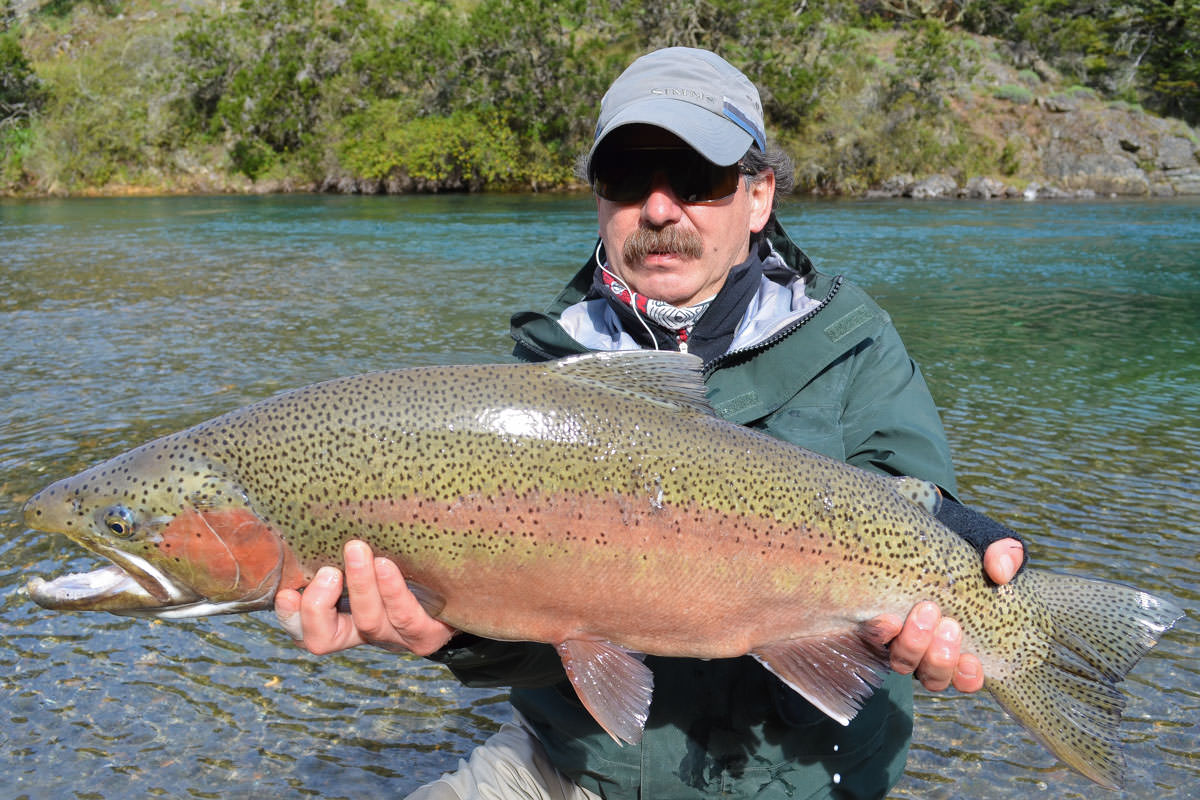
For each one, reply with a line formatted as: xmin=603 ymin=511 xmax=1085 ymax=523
xmin=22 ymin=351 xmax=1183 ymax=789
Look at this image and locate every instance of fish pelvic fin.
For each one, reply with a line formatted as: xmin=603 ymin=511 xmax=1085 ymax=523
xmin=556 ymin=639 xmax=654 ymax=746
xmin=750 ymin=621 xmax=892 ymax=725
xmin=986 ymin=569 xmax=1184 ymax=789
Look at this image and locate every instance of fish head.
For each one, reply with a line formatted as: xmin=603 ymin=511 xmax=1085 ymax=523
xmin=24 ymin=436 xmax=300 ymax=618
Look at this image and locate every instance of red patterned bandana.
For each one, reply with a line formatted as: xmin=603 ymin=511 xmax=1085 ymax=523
xmin=599 ymin=268 xmax=713 ymax=344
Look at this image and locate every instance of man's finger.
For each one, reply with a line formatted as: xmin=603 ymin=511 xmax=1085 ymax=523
xmin=298 ymin=566 xmax=352 ymax=654
xmin=983 ymin=537 xmax=1024 ymax=585
xmin=344 ymin=540 xmax=391 ymax=640
xmin=373 ymin=556 xmax=424 ymax=628
xmin=274 ymin=588 xmax=305 ymax=641
xmin=953 ymin=653 xmax=985 ymax=693
xmin=889 ymin=602 xmax=939 ymax=675
xmin=915 ymin=617 xmax=961 ymax=692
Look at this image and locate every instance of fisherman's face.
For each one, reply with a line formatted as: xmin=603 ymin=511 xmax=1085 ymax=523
xmin=593 ymin=125 xmax=775 ymax=308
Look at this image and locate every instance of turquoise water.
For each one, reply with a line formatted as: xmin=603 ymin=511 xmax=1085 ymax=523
xmin=1 ymin=194 xmax=1196 ymax=798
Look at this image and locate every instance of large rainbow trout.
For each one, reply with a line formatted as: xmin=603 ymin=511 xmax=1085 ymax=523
xmin=24 ymin=351 xmax=1181 ymax=788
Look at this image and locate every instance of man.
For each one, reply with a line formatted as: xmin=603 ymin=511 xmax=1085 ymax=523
xmin=277 ymin=47 xmax=1025 ymax=799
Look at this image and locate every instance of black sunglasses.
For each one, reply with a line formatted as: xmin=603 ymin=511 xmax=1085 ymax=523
xmin=591 ymin=148 xmax=748 ymax=205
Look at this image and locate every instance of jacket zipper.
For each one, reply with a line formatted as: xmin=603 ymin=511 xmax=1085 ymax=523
xmin=515 ymin=276 xmax=844 ymax=371
xmin=701 ymin=275 xmax=844 ymax=378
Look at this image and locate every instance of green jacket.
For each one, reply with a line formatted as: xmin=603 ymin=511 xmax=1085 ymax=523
xmin=431 ymin=222 xmax=956 ymax=799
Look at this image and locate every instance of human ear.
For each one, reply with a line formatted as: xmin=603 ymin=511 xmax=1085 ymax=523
xmin=747 ymin=171 xmax=776 ymax=234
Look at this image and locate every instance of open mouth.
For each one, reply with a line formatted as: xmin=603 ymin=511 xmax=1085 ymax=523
xmin=26 ymin=548 xmax=201 ymax=616
xmin=28 ymin=565 xmax=162 ymax=609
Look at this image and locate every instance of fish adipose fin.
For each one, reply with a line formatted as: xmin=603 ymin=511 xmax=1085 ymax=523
xmin=549 ymin=351 xmax=715 ymax=415
xmin=892 ymin=476 xmax=942 ymax=516
xmin=986 ymin=570 xmax=1184 ymax=790
xmin=750 ymin=621 xmax=892 ymax=725
xmin=556 ymin=639 xmax=654 ymax=745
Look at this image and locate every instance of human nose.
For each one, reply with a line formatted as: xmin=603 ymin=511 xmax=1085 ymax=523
xmin=640 ymin=172 xmax=684 ymax=227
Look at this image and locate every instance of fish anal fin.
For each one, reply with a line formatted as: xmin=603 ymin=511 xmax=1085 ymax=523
xmin=751 ymin=621 xmax=892 ymax=725
xmin=556 ymin=639 xmax=653 ymax=746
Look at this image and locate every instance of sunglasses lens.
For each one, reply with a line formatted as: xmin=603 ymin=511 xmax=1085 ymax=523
xmin=593 ymin=150 xmax=741 ymax=204
xmin=592 ymin=161 xmax=651 ymax=203
xmin=674 ymin=158 xmax=741 ymax=203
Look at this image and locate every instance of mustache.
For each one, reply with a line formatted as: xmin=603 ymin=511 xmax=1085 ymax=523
xmin=622 ymin=225 xmax=704 ymax=263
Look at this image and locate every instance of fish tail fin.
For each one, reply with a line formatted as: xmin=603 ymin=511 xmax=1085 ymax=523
xmin=985 ymin=570 xmax=1183 ymax=789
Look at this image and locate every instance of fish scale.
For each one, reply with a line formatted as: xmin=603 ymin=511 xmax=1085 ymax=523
xmin=23 ymin=350 xmax=1183 ymax=789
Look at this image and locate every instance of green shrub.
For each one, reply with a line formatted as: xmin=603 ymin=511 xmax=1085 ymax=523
xmin=1000 ymin=137 xmax=1022 ymax=175
xmin=336 ymin=102 xmax=527 ymax=190
xmin=21 ymin=32 xmax=175 ymax=190
xmin=229 ymin=137 xmax=278 ymax=180
xmin=992 ymin=84 xmax=1034 ymax=104
xmin=0 ymin=122 xmax=33 ymax=188
xmin=889 ymin=19 xmax=980 ymax=113
xmin=0 ymin=29 xmax=44 ymax=126
xmin=174 ymin=0 xmax=386 ymax=158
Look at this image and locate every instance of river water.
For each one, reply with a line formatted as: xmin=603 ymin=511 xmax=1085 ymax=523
xmin=1 ymin=194 xmax=1196 ymax=799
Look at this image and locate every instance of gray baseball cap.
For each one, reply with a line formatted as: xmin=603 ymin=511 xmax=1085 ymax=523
xmin=586 ymin=47 xmax=767 ymax=177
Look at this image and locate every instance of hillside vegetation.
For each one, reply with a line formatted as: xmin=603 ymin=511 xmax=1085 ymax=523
xmin=1 ymin=0 xmax=1198 ymax=197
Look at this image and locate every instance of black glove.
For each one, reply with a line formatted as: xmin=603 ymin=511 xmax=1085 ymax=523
xmin=935 ymin=494 xmax=1028 ymax=577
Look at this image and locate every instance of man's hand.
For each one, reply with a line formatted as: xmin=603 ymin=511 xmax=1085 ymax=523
xmin=274 ymin=540 xmax=455 ymax=657
xmin=876 ymin=537 xmax=1025 ymax=692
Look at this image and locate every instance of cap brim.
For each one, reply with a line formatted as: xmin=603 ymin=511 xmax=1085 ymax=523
xmin=587 ymin=99 xmax=754 ymax=176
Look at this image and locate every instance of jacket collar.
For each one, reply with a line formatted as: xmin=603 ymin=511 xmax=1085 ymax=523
xmin=510 ymin=219 xmax=816 ymax=362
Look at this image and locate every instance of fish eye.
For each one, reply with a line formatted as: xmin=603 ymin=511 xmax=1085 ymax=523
xmin=100 ymin=506 xmax=136 ymax=538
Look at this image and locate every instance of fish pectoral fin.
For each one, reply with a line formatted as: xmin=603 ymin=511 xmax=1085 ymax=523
xmin=751 ymin=622 xmax=892 ymax=725
xmin=330 ymin=581 xmax=446 ymax=618
xmin=556 ymin=639 xmax=653 ymax=746
xmin=405 ymin=581 xmax=446 ymax=618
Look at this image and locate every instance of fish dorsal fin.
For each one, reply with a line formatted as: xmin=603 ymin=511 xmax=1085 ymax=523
xmin=750 ymin=622 xmax=892 ymax=725
xmin=556 ymin=639 xmax=654 ymax=745
xmin=549 ymin=351 xmax=715 ymax=415
xmin=893 ymin=476 xmax=942 ymax=517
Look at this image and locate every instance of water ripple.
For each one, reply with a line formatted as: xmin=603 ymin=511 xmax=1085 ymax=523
xmin=3 ymin=195 xmax=1197 ymax=798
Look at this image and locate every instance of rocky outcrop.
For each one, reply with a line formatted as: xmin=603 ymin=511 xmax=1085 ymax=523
xmin=869 ymin=69 xmax=1200 ymax=199
xmin=1040 ymin=107 xmax=1200 ymax=196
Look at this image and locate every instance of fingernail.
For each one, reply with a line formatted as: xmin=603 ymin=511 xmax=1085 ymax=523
xmin=998 ymin=553 xmax=1015 ymax=577
xmin=937 ymin=618 xmax=961 ymax=642
xmin=958 ymin=661 xmax=978 ymax=681
xmin=345 ymin=542 xmax=368 ymax=569
xmin=317 ymin=566 xmax=340 ymax=586
xmin=915 ymin=604 xmax=938 ymax=631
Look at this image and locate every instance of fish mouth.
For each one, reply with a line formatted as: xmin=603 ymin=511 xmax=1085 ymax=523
xmin=26 ymin=545 xmax=205 ymax=617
